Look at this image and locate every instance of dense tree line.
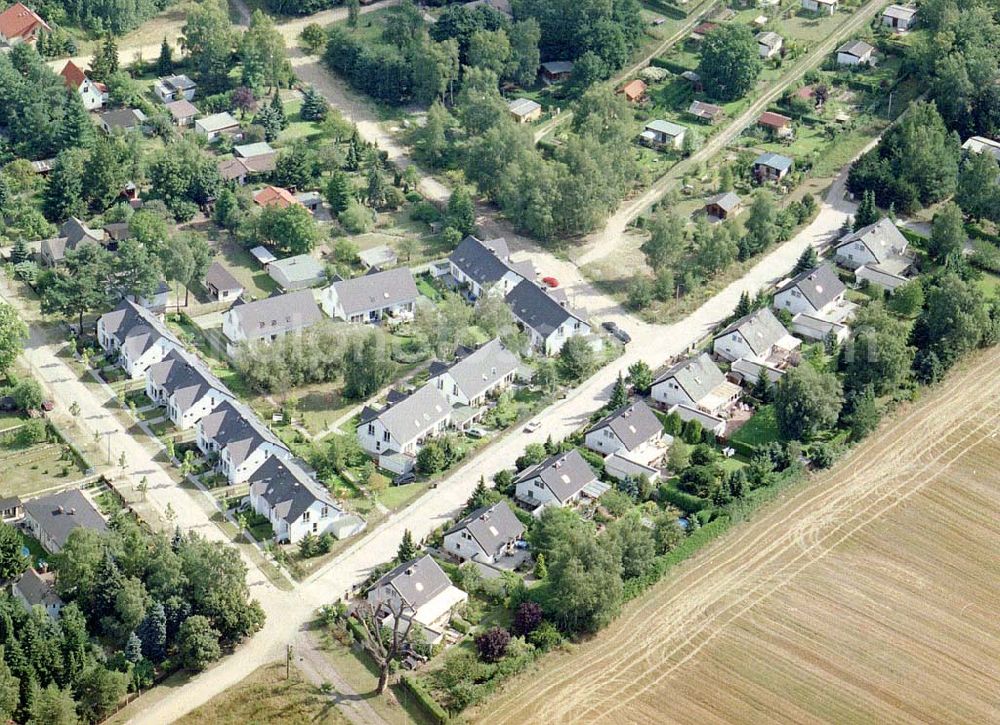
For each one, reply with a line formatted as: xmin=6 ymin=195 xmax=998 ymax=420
xmin=39 ymin=0 xmax=175 ymax=35
xmin=515 ymin=0 xmax=644 ymax=71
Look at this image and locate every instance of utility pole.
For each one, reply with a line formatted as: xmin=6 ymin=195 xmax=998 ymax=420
xmin=286 ymin=644 xmax=292 ymax=680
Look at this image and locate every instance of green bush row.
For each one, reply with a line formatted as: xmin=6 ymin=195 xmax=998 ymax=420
xmin=400 ymin=674 xmax=450 ymax=725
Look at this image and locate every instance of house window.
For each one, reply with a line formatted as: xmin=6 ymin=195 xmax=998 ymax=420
xmin=303 ymin=511 xmax=311 ymax=522
xmin=383 ymin=431 xmax=390 ymax=443
xmin=367 ymin=423 xmax=375 ymax=435
xmin=312 ymin=523 xmax=318 ymax=533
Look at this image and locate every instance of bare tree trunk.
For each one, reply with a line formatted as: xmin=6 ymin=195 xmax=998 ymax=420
xmin=377 ymin=665 xmax=389 ymax=694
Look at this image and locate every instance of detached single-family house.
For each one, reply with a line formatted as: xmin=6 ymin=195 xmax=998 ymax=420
xmin=357 ymin=384 xmax=452 ymax=463
xmin=641 ymin=120 xmax=686 ymax=150
xmin=585 ymin=400 xmax=667 ymax=481
xmin=165 ymin=99 xmax=199 ymax=126
xmin=505 ymin=280 xmax=591 ymax=356
xmin=99 ymin=108 xmax=147 ymax=135
xmin=836 ymin=39 xmax=875 ymax=66
xmin=448 ymin=235 xmax=530 ymax=300
xmin=322 ymin=267 xmax=418 ymax=324
xmin=758 ymin=111 xmax=793 ymax=138
xmin=773 ymin=263 xmax=857 ymax=342
xmin=0 ymin=3 xmax=49 ymax=47
xmin=704 ymin=192 xmax=742 ymax=220
xmin=234 ymin=141 xmax=274 ymax=159
xmin=756 ymin=31 xmax=783 ymax=59
xmin=508 ymin=97 xmax=542 ymax=124
xmin=153 ymin=74 xmax=197 ymax=103
xmin=428 ymin=338 xmax=520 ymax=407
xmin=253 ymin=185 xmax=301 ymax=209
xmin=249 ymin=455 xmax=364 ymax=544
xmin=540 ymin=61 xmax=574 ymax=84
xmin=40 ymin=217 xmax=105 ymax=266
xmin=197 ymin=399 xmax=290 ymax=484
xmin=195 ymin=112 xmax=241 ymax=141
xmin=443 ymin=500 xmax=525 ymax=564
xmin=13 ymin=569 xmax=62 ymax=618
xmin=514 ymin=449 xmax=600 ymax=510
xmin=687 ymin=100 xmax=723 ymax=124
xmin=22 ymin=489 xmax=107 ymax=554
xmin=268 ymin=254 xmax=326 ymax=291
xmin=962 ymin=136 xmax=1000 ymax=163
xmin=221 ymin=290 xmax=324 ymax=355
xmin=59 ymin=61 xmax=107 ymax=111
xmin=97 ymin=298 xmax=182 ymax=378
xmin=619 ymin=78 xmax=648 ymax=104
xmin=802 ymin=0 xmax=837 ymax=15
xmin=204 ymin=261 xmax=244 ymax=302
xmin=218 ymin=153 xmax=277 ymax=185
xmin=882 ymin=4 xmax=916 ymax=31
xmin=651 ymin=352 xmax=741 ymax=416
xmin=713 ymin=307 xmax=801 ymax=383
xmin=367 ymin=555 xmax=468 ymax=645
xmin=146 ymin=349 xmax=234 ymax=429
xmin=753 ymin=152 xmax=793 ymax=182
xmin=834 ymin=218 xmax=915 ymax=291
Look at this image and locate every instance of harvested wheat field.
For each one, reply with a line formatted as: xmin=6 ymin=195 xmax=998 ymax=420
xmin=478 ymin=347 xmax=1000 ymax=725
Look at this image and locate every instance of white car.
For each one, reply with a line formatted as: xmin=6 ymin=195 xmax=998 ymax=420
xmin=524 ymin=421 xmax=541 ymax=433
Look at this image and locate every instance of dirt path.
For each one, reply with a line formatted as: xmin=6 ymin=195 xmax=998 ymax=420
xmin=294 ymin=629 xmax=389 ymax=725
xmin=477 ymin=346 xmax=1000 ymax=724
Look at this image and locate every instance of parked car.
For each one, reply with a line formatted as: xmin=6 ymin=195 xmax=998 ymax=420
xmin=602 ymin=321 xmax=631 ymax=344
xmin=394 ymin=471 xmax=416 ymax=486
xmin=541 ymin=276 xmax=559 ymax=288
xmin=524 ymin=420 xmax=541 ymax=433
xmin=466 ymin=426 xmax=488 ymax=439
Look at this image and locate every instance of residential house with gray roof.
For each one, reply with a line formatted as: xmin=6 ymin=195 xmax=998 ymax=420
xmin=40 ymin=217 xmax=105 ymax=266
xmin=98 ymin=108 xmax=147 ymax=135
xmin=505 ymin=280 xmax=591 ymax=355
xmin=367 ymin=555 xmax=468 ymax=644
xmin=651 ymin=352 xmax=741 ymax=415
xmin=837 ymin=39 xmax=875 ymax=65
xmin=774 ymin=264 xmax=857 ymax=342
xmin=448 ymin=236 xmax=529 ymax=300
xmin=97 ymin=298 xmax=182 ymax=379
xmin=443 ymin=500 xmax=525 ymax=564
xmin=514 ymin=449 xmax=600 ymax=509
xmin=357 ymin=383 xmax=452 ymax=466
xmin=221 ymin=290 xmax=323 ymax=355
xmin=753 ymin=152 xmax=794 ymax=182
xmin=197 ymin=399 xmax=290 ymax=484
xmin=713 ymin=307 xmax=801 ymax=384
xmin=322 ymin=267 xmax=418 ymax=324
xmin=427 ymin=338 xmax=520 ymax=408
xmin=13 ymin=569 xmax=62 ymax=618
xmin=204 ymin=261 xmax=244 ymax=302
xmin=585 ymin=400 xmax=668 ymax=481
xmin=268 ymin=254 xmax=327 ymax=291
xmin=248 ymin=455 xmax=364 ymax=544
xmin=22 ymin=489 xmax=107 ymax=554
xmin=834 ymin=218 xmax=915 ymax=291
xmin=145 ymin=348 xmax=234 ymax=429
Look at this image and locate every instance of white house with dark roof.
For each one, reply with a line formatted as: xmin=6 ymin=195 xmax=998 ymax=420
xmin=443 ymin=500 xmax=525 ymax=564
xmin=366 ymin=555 xmax=468 ymax=644
xmin=585 ymin=400 xmax=667 ymax=481
xmin=204 ymin=261 xmax=244 ymax=302
xmin=882 ymin=4 xmax=916 ymax=31
xmin=641 ymin=120 xmax=686 ymax=150
xmin=153 ymin=74 xmax=196 ymax=102
xmin=836 ymin=39 xmax=875 ymax=66
xmin=713 ymin=308 xmax=801 ymax=384
xmin=248 ymin=456 xmax=364 ymax=543
xmin=97 ymin=299 xmax=182 ymax=379
xmin=13 ymin=569 xmax=63 ymax=618
xmin=356 ymin=384 xmax=452 ymax=462
xmin=22 ymin=489 xmax=107 ymax=554
xmin=505 ymin=280 xmax=591 ymax=355
xmin=221 ymin=290 xmax=324 ymax=355
xmin=514 ymin=449 xmax=600 ymax=509
xmin=321 ymin=267 xmax=418 ymax=324
xmin=197 ymin=399 xmax=290 ymax=484
xmin=834 ymin=218 xmax=915 ymax=291
xmin=756 ymin=31 xmax=783 ymax=58
xmin=651 ymin=353 xmax=741 ymax=415
xmin=773 ymin=264 xmax=857 ymax=342
xmin=145 ymin=349 xmax=234 ymax=429
xmin=448 ymin=236 xmax=528 ymax=300
xmin=427 ymin=338 xmax=520 ymax=408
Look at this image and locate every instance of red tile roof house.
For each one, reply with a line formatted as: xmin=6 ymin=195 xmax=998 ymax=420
xmin=0 ymin=2 xmax=49 ymax=47
xmin=60 ymin=60 xmax=107 ymax=111
xmin=618 ymin=78 xmax=648 ymax=104
xmin=253 ymin=185 xmax=302 ymax=209
xmin=758 ymin=111 xmax=794 ymax=138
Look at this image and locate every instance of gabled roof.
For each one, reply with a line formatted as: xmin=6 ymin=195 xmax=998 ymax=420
xmin=514 ymin=449 xmax=598 ymax=503
xmin=430 ymin=338 xmax=519 ymax=402
xmin=756 ymin=31 xmax=782 ymax=47
xmin=540 ymin=61 xmax=574 ymax=75
xmin=59 ymin=60 xmax=89 ymax=89
xmin=248 ymin=456 xmax=338 ymax=525
xmin=227 ymin=290 xmax=323 ymax=339
xmin=14 ymin=568 xmax=62 ymax=608
xmin=234 ymin=141 xmax=274 ymax=158
xmin=883 ymin=4 xmax=916 ymax=20
xmin=196 ymin=111 xmax=239 ymax=133
xmin=200 ymin=399 xmax=286 ymax=467
xmin=837 ymin=39 xmax=874 ymax=58
xmin=449 ymin=235 xmax=515 ymax=287
xmin=253 ymin=185 xmax=300 ymax=209
xmin=588 ymin=400 xmax=661 ymax=452
xmin=158 ymin=74 xmax=196 ymax=91
xmin=147 ymin=348 xmax=231 ymax=412
xmin=371 ymin=555 xmax=453 ymax=611
xmin=836 ymin=218 xmax=908 ymax=264
xmin=22 ymin=489 xmax=107 ymax=550
xmin=61 ymin=217 xmax=103 ymax=246
xmin=504 ymin=280 xmax=585 ymax=339
xmin=775 ymin=263 xmax=844 ymax=310
xmin=715 ymin=307 xmax=790 ymax=357
xmin=645 ymin=119 xmax=686 ymax=137
xmin=754 ymin=152 xmax=793 ymax=172
xmin=204 ymin=260 xmax=243 ymax=293
xmin=0 ymin=3 xmax=49 ymax=41
xmin=165 ymin=99 xmax=199 ymax=120
xmin=758 ymin=111 xmax=792 ymax=129
xmin=99 ymin=298 xmax=179 ymax=349
xmin=705 ymin=191 xmax=741 ymax=213
xmin=445 ymin=500 xmax=524 ymax=551
xmin=962 ymin=136 xmax=1000 ymax=162
xmin=688 ymin=100 xmax=723 ymax=120
xmin=653 ymin=352 xmax=726 ymax=402
xmin=619 ymin=79 xmax=647 ymax=99
xmin=100 ymin=108 xmax=146 ymax=129
xmin=370 ymin=384 xmax=451 ymax=445
xmin=508 ymin=97 xmax=541 ymax=117
xmin=331 ymin=267 xmax=417 ymax=316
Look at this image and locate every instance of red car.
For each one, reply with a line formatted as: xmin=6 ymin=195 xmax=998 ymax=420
xmin=541 ymin=276 xmax=559 ymax=288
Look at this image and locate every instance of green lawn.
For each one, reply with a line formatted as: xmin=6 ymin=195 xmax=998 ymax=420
xmin=377 ymin=481 xmax=429 ymax=512
xmin=730 ymin=405 xmax=782 ymax=448
xmin=215 ymin=241 xmax=279 ymax=301
xmin=0 ymin=439 xmax=88 ymax=498
xmin=976 ymin=271 xmax=1000 ymax=298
